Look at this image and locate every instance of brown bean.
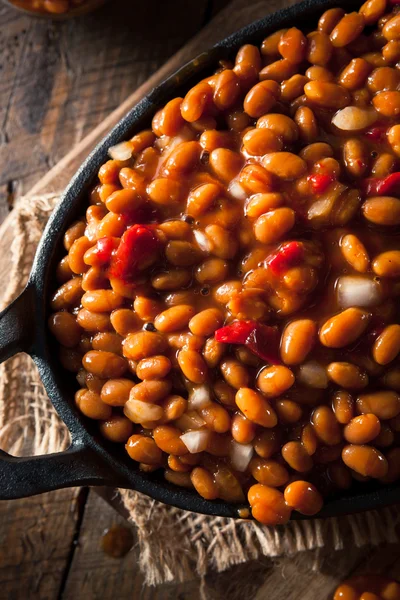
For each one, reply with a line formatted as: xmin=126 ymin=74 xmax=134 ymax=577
xmin=178 ymin=349 xmax=207 ymax=384
xmin=126 ymin=434 xmax=163 ymax=465
xmin=344 ymin=414 xmax=381 ymax=444
xmin=123 ymin=331 xmax=167 ymax=361
xmin=99 ymin=415 xmax=133 ymax=443
xmin=356 ymin=391 xmax=400 ymax=419
xmin=280 ymin=319 xmax=317 ymax=365
xmin=100 ymin=379 xmax=134 ymax=406
xmin=250 ymin=457 xmax=289 ymax=487
xmin=262 ymin=152 xmax=306 ymax=181
xmin=242 ymin=128 xmax=283 ymax=155
xmin=235 ymin=388 xmax=277 ymax=427
xmin=373 ymin=325 xmax=400 ymax=365
xmin=362 ymin=196 xmax=400 ymax=225
xmin=154 ymin=305 xmax=196 ymax=333
xmin=360 ymin=0 xmax=386 ymax=25
xmin=372 ymin=250 xmax=400 ymax=277
xmin=82 ymin=350 xmax=127 ymax=379
xmin=190 ymin=467 xmax=218 ymax=500
xmin=342 ymin=444 xmax=388 ymax=478
xmin=257 ymin=365 xmax=294 ymax=398
xmin=48 ymin=312 xmax=81 ymax=348
xmin=278 ymin=27 xmax=307 ymax=63
xmin=75 ymin=389 xmax=112 ymax=420
xmin=284 ymin=481 xmax=323 ymax=515
xmin=343 ymin=138 xmax=369 ymax=178
xmin=330 ymin=12 xmax=365 ymax=47
xmin=51 ymin=277 xmax=83 ymax=311
xmin=257 ymin=113 xmax=298 ymax=143
xmin=339 ymin=58 xmax=372 ymax=90
xmin=383 ymin=13 xmax=400 ymax=40
xmin=76 ymin=308 xmax=111 ymax=332
xmin=281 ymin=441 xmax=313 ymax=472
xmin=318 ymin=8 xmax=345 ymax=34
xmin=244 ymin=80 xmax=279 ymax=118
xmin=304 ymin=81 xmax=350 ymax=108
xmin=373 ymin=91 xmax=400 ymax=117
xmin=319 ymin=308 xmax=371 ymax=348
xmin=136 ymin=356 xmax=172 ymax=380
xmin=253 ymin=208 xmax=295 ymax=244
xmin=231 ymin=413 xmax=256 ymax=444
xmin=327 ymin=362 xmax=369 ymax=390
xmin=110 ymin=309 xmax=140 ymax=337
xmin=340 ymin=234 xmax=370 ymax=272
xmin=153 ymin=425 xmax=188 ymax=455
xmin=307 ymin=31 xmax=333 ymax=66
xmin=312 ymin=406 xmax=342 ymax=446
xmin=130 ymin=380 xmax=171 ymax=404
xmin=332 ymin=390 xmax=354 ymax=424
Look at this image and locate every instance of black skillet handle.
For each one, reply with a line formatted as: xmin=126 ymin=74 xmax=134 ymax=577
xmin=0 ymin=287 xmax=119 ymax=499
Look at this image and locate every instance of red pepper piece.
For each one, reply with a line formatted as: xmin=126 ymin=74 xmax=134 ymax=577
xmin=109 ymin=224 xmax=160 ymax=283
xmin=215 ymin=320 xmax=258 ymax=345
xmin=363 ymin=126 xmax=388 ymax=142
xmin=265 ymin=241 xmax=305 ymax=276
xmin=93 ymin=237 xmax=118 ymax=266
xmin=362 ymin=172 xmax=400 ymax=197
xmin=215 ymin=321 xmax=281 ymax=364
xmin=245 ymin=324 xmax=281 ymax=364
xmin=307 ymin=173 xmax=334 ymax=195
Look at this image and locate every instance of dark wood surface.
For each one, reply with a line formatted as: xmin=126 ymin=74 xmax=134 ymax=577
xmin=0 ymin=0 xmax=400 ymax=598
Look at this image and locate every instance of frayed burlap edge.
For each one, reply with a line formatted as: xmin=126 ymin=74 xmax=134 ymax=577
xmin=0 ymin=193 xmax=399 ymax=588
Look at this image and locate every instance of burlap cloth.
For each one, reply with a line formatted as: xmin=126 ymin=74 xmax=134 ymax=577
xmin=1 ymin=192 xmax=400 ymax=591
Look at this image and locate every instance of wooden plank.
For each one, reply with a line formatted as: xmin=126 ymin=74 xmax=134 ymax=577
xmin=0 ymin=0 xmax=211 ymax=223
xmin=0 ymin=488 xmax=81 ymax=600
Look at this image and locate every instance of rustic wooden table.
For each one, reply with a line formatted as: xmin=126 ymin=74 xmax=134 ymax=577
xmin=0 ymin=1 xmax=400 ymax=599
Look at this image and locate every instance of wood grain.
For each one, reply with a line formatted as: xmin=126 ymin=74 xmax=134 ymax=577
xmin=0 ymin=489 xmax=81 ymax=600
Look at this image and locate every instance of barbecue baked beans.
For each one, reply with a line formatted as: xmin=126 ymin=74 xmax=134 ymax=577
xmin=10 ymin=0 xmax=102 ymax=15
xmin=333 ymin=575 xmax=400 ymax=600
xmin=50 ymin=1 xmax=400 ymax=525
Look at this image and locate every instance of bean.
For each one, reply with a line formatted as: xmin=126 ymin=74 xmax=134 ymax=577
xmin=92 ymin=332 xmax=123 ymax=355
xmin=126 ymin=434 xmax=163 ymax=465
xmin=257 ymin=365 xmax=294 ymax=398
xmin=123 ymin=331 xmax=167 ymax=361
xmin=110 ymin=309 xmax=140 ymax=337
xmin=75 ymin=389 xmax=112 ymax=420
xmin=280 ymin=74 xmax=308 ymax=103
xmin=239 ymin=164 xmax=274 ymax=194
xmin=181 ymin=82 xmax=213 ymax=122
xmin=153 ymin=425 xmax=188 ymax=455
xmin=81 ymin=290 xmax=123 ymax=313
xmin=152 ymin=269 xmax=191 ymax=291
xmin=200 ymin=403 xmax=231 ymax=433
xmin=330 ymin=12 xmax=365 ymax=47
xmin=254 ymin=429 xmax=281 ymax=459
xmin=263 ymin=152 xmax=306 ymax=181
xmin=339 ymin=58 xmax=371 ymax=89
xmin=275 ymin=399 xmax=302 ymax=424
xmin=382 ymin=39 xmax=400 ymax=63
xmin=51 ymin=277 xmax=83 ymax=311
xmin=304 ymin=81 xmax=350 ymax=108
xmin=284 ymin=481 xmax=323 ymax=515
xmin=188 ymin=308 xmax=223 ymax=337
xmin=202 ymin=338 xmax=225 ymax=368
xmin=319 ymin=308 xmax=371 ymax=348
xmin=342 ymin=444 xmax=388 ymax=478
xmin=281 ymin=441 xmax=313 ymax=472
xmin=253 ymin=208 xmax=295 ymax=244
xmin=164 ymin=470 xmax=193 ymax=488
xmin=373 ymin=325 xmax=400 ymax=365
xmin=328 ymin=462 xmax=352 ymax=489
xmin=261 ymin=29 xmax=288 ymax=56
xmin=136 ymin=356 xmax=172 ymax=380
xmin=100 ymin=379 xmax=134 ymax=406
xmin=356 ymin=391 xmax=400 ymax=419
xmin=373 ymin=90 xmax=400 ymax=117
xmin=133 ymin=296 xmax=162 ymax=322
xmin=106 ymin=188 xmax=143 ymax=214
xmin=360 ymin=0 xmax=386 ymax=25
xmin=162 ymin=395 xmax=188 ymax=422
xmin=130 ymin=380 xmax=171 ymax=404
xmin=178 ymin=349 xmax=207 ymax=384
xmin=209 ymin=148 xmax=243 ymax=182
xmin=99 ymin=416 xmax=133 ymax=443
xmin=278 ymin=27 xmax=307 ymax=63
xmin=301 ymin=423 xmax=318 ymax=456
xmin=327 ymin=362 xmax=369 ymax=390
xmin=343 ymin=138 xmax=369 ymax=178
xmin=307 ymin=31 xmax=333 ymax=66
xmin=344 ymin=414 xmax=381 ymax=444
xmin=383 ymin=14 xmax=400 ymax=40
xmin=242 ymin=128 xmax=282 ymax=155
xmin=154 ymin=305 xmax=195 ymax=333
xmin=248 ymin=484 xmax=291 ymax=526
xmin=147 ymin=178 xmax=182 ymax=205
xmin=294 ymin=106 xmax=319 ymax=142
xmin=362 ymin=196 xmax=400 ymax=225
xmin=164 ymin=141 xmax=201 ymax=176
xmin=244 ymin=80 xmax=279 ymax=118
xmin=205 ymin=224 xmax=238 ymax=259
xmin=318 ymin=8 xmax=345 ymax=34
xmin=190 ymin=467 xmax=218 ymax=500
xmin=83 ymin=350 xmax=127 ymax=379
xmin=235 ymin=388 xmax=277 ymax=428
xmin=231 ymin=413 xmax=256 ymax=444
xmin=312 ymin=406 xmax=342 ymax=446
xmin=186 ymin=183 xmax=220 ymax=217
xmin=48 ymin=312 xmax=81 ymax=348
xmin=372 ymin=250 xmax=400 ymax=277
xmin=259 ymin=58 xmax=297 ymax=82
xmin=340 ymin=234 xmax=370 ymax=273
xmin=250 ymin=457 xmax=289 ymax=487
xmin=280 ymin=319 xmax=317 ymax=364
xmin=256 ymin=113 xmax=298 ymax=143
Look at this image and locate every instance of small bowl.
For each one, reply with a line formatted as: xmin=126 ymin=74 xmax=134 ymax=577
xmin=2 ymin=0 xmax=107 ymax=19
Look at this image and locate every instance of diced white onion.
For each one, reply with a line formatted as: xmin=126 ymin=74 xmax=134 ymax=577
xmin=228 ymin=180 xmax=248 ymax=201
xmin=297 ymin=361 xmax=329 ymax=389
xmin=193 ymin=230 xmax=212 ymax=253
xmin=308 ymin=183 xmax=346 ymax=220
xmin=188 ymin=385 xmax=213 ymax=410
xmin=337 ymin=275 xmax=382 ymax=309
xmin=230 ymin=441 xmax=254 ymax=472
xmin=124 ymin=399 xmax=163 ymax=423
xmin=175 ymin=411 xmax=206 ymax=431
xmin=331 ymin=106 xmax=378 ymax=131
xmin=180 ymin=429 xmax=210 ymax=453
xmin=108 ymin=141 xmax=134 ymax=161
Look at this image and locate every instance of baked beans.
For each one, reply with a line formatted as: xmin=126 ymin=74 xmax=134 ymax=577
xmin=50 ymin=2 xmax=400 ymax=525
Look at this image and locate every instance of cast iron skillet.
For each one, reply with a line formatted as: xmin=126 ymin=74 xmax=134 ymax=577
xmin=1 ymin=0 xmax=399 ymax=519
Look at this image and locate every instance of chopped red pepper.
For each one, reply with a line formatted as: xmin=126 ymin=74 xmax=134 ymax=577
xmin=363 ymin=126 xmax=388 ymax=142
xmin=307 ymin=173 xmax=334 ymax=195
xmin=362 ymin=172 xmax=400 ymax=197
xmin=93 ymin=237 xmax=118 ymax=266
xmin=109 ymin=224 xmax=160 ymax=283
xmin=215 ymin=320 xmax=281 ymax=364
xmin=265 ymin=241 xmax=305 ymax=276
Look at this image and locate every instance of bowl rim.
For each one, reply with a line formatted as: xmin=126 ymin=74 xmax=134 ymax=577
xmin=25 ymin=0 xmax=400 ymax=519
